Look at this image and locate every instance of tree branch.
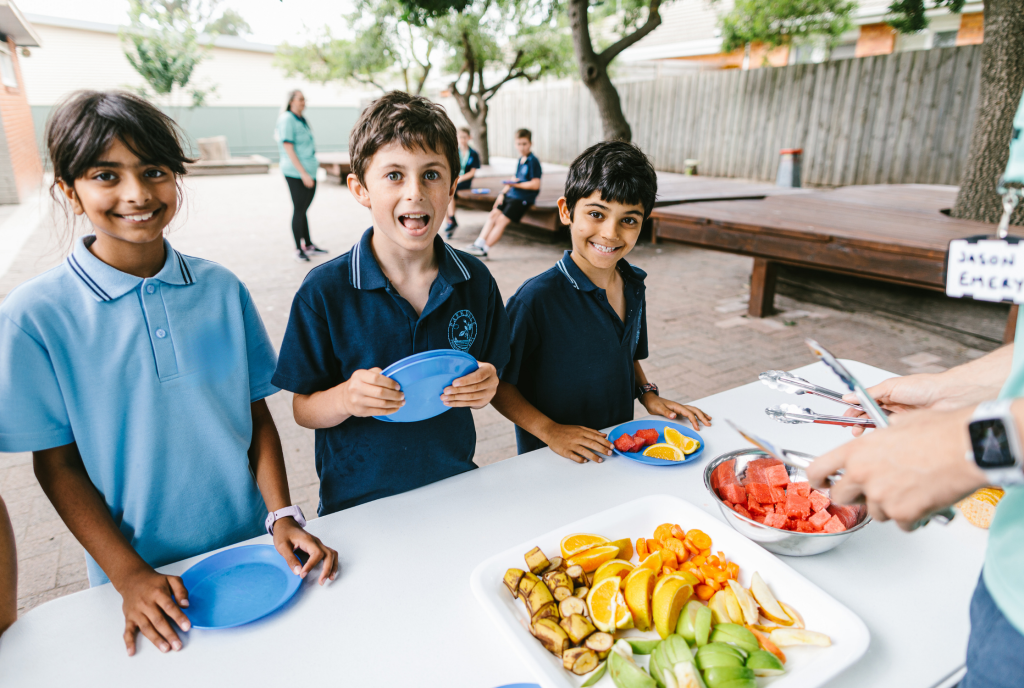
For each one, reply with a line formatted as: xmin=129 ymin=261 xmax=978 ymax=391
xmin=597 ymin=0 xmax=663 ymax=67
xmin=481 ymin=49 xmax=525 ymax=100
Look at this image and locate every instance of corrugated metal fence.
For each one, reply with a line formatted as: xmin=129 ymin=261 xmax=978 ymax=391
xmin=488 ymin=45 xmax=982 ymax=186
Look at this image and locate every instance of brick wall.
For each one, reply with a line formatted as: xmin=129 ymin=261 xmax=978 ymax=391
xmin=956 ymin=12 xmax=984 ymax=46
xmin=0 ymin=36 xmax=41 ymax=203
xmin=855 ymin=23 xmax=897 ymax=57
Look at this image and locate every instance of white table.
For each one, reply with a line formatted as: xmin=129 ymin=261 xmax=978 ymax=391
xmin=0 ymin=361 xmax=985 ymax=687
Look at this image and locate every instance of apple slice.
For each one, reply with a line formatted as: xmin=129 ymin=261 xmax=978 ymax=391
xmin=769 ymin=628 xmax=832 ymax=647
xmin=708 ymin=590 xmax=732 ymax=625
xmin=780 ymin=601 xmax=805 ymax=629
xmin=750 ymin=572 xmax=793 ymax=626
xmin=723 ymin=587 xmax=744 ymax=624
xmin=727 ymin=580 xmax=760 ymax=625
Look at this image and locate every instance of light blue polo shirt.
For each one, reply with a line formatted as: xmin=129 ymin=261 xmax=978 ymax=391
xmin=276 ymin=110 xmax=317 ymax=179
xmin=0 ymin=237 xmax=278 ymax=585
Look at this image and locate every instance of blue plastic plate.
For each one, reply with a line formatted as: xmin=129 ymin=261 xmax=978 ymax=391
xmin=606 ymin=419 xmax=704 ymax=466
xmin=375 ymin=349 xmax=479 ymax=423
xmin=180 ymin=545 xmax=301 ymax=629
xmin=471 ymin=188 xmax=491 ymax=194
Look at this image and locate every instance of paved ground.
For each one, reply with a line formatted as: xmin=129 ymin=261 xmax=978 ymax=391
xmin=0 ymin=170 xmax=996 ymax=616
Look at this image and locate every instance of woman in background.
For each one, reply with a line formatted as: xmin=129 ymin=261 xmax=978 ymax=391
xmin=276 ymin=90 xmax=327 ymax=262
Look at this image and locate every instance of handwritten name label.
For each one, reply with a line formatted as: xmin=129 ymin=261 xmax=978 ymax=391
xmin=946 ymin=239 xmax=1024 ymax=303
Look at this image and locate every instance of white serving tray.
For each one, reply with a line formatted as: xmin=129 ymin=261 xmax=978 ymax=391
xmin=470 ymin=494 xmax=869 ymax=688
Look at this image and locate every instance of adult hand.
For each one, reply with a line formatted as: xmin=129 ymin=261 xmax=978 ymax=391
xmin=339 ymin=368 xmax=404 ymax=417
xmin=272 ymin=518 xmax=339 ymax=585
xmin=807 ymin=406 xmax=988 ymax=531
xmin=641 ymin=394 xmax=712 ymax=430
xmin=301 ymin=173 xmax=315 ymax=189
xmin=116 ymin=566 xmax=191 ymax=656
xmin=542 ymin=423 xmax=612 ymax=463
xmin=442 ymin=362 xmax=499 ymax=409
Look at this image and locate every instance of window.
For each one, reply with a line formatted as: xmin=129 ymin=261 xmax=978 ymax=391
xmin=0 ymin=44 xmax=17 ymax=89
xmin=933 ymin=30 xmax=958 ymax=48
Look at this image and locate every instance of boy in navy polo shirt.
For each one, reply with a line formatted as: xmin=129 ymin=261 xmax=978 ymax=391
xmin=272 ymin=91 xmax=510 ymax=515
xmin=492 ymin=141 xmax=711 ymax=461
xmin=465 ymin=128 xmax=541 ymax=258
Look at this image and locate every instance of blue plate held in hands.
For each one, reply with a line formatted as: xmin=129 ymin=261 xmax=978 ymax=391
xmin=606 ymin=419 xmax=705 ymax=466
xmin=180 ymin=545 xmax=302 ymax=629
xmin=375 ymin=349 xmax=479 ymax=423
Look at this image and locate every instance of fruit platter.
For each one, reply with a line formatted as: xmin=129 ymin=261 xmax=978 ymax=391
xmin=470 ymin=495 xmax=868 ymax=688
xmin=608 ymin=420 xmax=705 ymax=466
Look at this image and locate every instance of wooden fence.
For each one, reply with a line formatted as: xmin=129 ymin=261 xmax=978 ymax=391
xmin=487 ymin=45 xmax=982 ymax=186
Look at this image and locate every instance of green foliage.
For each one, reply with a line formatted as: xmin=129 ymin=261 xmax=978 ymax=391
xmin=718 ymin=0 xmax=856 ymax=53
xmin=277 ymin=26 xmax=397 ymax=92
xmin=886 ymin=0 xmax=965 ymax=34
xmin=395 ymin=0 xmax=471 ymax=24
xmin=204 ymin=8 xmax=251 ymax=36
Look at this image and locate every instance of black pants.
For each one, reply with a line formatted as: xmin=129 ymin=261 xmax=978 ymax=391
xmin=285 ymin=176 xmax=316 ymax=250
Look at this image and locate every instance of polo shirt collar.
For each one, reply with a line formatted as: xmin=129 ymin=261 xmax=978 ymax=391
xmin=349 ymin=228 xmax=473 ymax=291
xmin=555 ymin=250 xmax=646 ymax=292
xmin=67 ymin=236 xmax=197 ymax=303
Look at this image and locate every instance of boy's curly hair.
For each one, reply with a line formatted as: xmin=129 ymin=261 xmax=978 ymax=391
xmin=349 ymin=91 xmax=460 ymax=187
xmin=563 ymin=141 xmax=658 ymax=220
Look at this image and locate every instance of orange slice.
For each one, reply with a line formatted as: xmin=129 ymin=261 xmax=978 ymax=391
xmin=652 ymin=574 xmax=694 ymax=638
xmin=566 ymin=544 xmax=620 ymax=572
xmin=623 ymin=567 xmax=657 ymax=632
xmin=643 ymin=443 xmax=685 ymax=462
xmin=560 ymin=533 xmax=609 ymax=559
xmin=607 ymin=537 xmax=634 ymax=561
xmin=593 ymin=559 xmax=635 ymax=588
xmin=636 ymin=549 xmax=663 ymax=573
xmin=586 ymin=577 xmax=621 ymax=632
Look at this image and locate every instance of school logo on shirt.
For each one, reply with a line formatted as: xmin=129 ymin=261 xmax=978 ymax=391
xmin=448 ymin=310 xmax=477 ymax=351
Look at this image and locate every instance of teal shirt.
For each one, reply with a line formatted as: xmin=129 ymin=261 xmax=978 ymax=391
xmin=986 ymin=319 xmax=1024 ymax=634
xmin=276 ymin=111 xmax=317 ymax=179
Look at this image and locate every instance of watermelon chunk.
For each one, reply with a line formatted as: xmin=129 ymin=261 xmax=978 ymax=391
xmin=782 ymin=518 xmax=798 ymax=531
xmin=746 ymin=458 xmax=782 ymax=485
xmin=711 ymin=459 xmax=739 ymax=489
xmin=827 ymin=504 xmax=865 ymax=530
xmin=614 ymin=434 xmax=638 ymax=453
xmin=764 ymin=464 xmax=791 ymax=487
xmin=634 ymin=428 xmax=659 ymax=447
xmin=747 ymin=496 xmax=767 ymax=516
xmin=788 ymin=481 xmax=811 ymax=497
xmin=746 ymin=483 xmax=773 ymax=504
xmin=783 ymin=493 xmax=811 ymax=519
xmin=795 ymin=520 xmax=817 ymax=533
xmin=769 ymin=486 xmax=788 ymax=504
xmin=732 ymin=503 xmax=753 ymax=520
xmin=809 ymin=489 xmax=831 ymax=513
xmin=753 ymin=514 xmax=766 ymax=524
xmin=763 ymin=513 xmax=789 ymax=529
xmin=809 ymin=509 xmax=832 ymax=529
xmin=822 ymin=515 xmax=847 ymax=533
xmin=764 ymin=503 xmax=775 ymax=514
xmin=720 ymin=483 xmax=747 ymax=505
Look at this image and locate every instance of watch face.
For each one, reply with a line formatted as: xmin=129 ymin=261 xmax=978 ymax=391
xmin=970 ymin=419 xmax=1017 ymax=468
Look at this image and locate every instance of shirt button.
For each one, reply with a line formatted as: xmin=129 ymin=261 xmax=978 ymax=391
xmin=155 ymin=328 xmax=167 ymax=339
xmin=146 ymin=284 xmax=156 ymax=294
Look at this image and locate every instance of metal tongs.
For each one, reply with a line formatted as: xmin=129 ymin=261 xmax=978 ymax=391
xmin=766 ymin=403 xmax=875 ymax=429
xmin=726 ymin=419 xmax=842 ymax=485
xmin=804 ymin=338 xmax=955 ymax=528
xmin=759 ymin=370 xmax=864 ymax=410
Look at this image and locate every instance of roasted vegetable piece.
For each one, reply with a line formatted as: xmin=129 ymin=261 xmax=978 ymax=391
xmin=532 ymin=617 xmax=569 ymax=656
xmin=525 ymin=546 xmax=551 ymax=574
xmin=564 ymin=647 xmax=601 ymax=675
xmin=504 ymin=568 xmax=525 ymax=599
xmin=585 ymin=631 xmax=615 ymax=659
xmin=564 ymin=613 xmax=598 ymax=643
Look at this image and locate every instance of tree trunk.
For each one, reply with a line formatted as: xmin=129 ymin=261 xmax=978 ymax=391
xmin=951 ymin=0 xmax=1024 ymax=226
xmin=568 ymin=0 xmax=632 ymax=142
xmin=467 ymin=108 xmax=490 ymax=164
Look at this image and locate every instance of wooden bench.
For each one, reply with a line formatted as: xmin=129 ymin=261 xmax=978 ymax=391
xmin=316 ymin=152 xmax=351 ymax=184
xmin=650 ymin=184 xmax=1019 ymax=342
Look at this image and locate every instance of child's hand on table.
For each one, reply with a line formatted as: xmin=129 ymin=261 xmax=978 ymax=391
xmin=272 ymin=518 xmax=339 ymax=585
xmin=117 ymin=566 xmax=191 ymax=656
xmin=641 ymin=394 xmax=712 ymax=431
xmin=442 ymin=362 xmax=499 ymax=409
xmin=543 ymin=423 xmax=613 ymax=464
xmin=340 ymin=368 xmax=405 ymax=417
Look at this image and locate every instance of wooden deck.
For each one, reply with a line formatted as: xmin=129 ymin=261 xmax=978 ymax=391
xmin=651 ymin=184 xmax=1019 ymax=342
xmin=456 ymin=172 xmax=809 ymax=232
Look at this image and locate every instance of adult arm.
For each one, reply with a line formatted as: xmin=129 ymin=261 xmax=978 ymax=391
xmin=491 ymin=381 xmax=612 ymax=463
xmin=0 ymin=495 xmax=16 ymax=636
xmin=282 ymin=142 xmax=314 ymax=188
xmin=292 ymin=369 xmax=404 ymax=429
xmin=247 ymin=400 xmax=336 ymax=584
xmin=32 ymin=443 xmax=191 ymax=656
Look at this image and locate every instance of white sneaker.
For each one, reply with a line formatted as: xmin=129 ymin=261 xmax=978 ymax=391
xmin=464 ymin=243 xmax=487 ymax=257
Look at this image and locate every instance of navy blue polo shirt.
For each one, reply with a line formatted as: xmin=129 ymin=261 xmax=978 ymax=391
xmin=507 ymin=152 xmax=542 ymax=204
xmin=501 ymin=251 xmax=648 ymax=454
xmin=272 ymin=229 xmax=511 ymax=515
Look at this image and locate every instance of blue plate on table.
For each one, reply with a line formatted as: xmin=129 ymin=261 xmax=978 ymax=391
xmin=375 ymin=349 xmax=479 ymax=423
xmin=607 ymin=419 xmax=704 ymax=466
xmin=471 ymin=188 xmax=491 ymax=194
xmin=180 ymin=545 xmax=301 ymax=629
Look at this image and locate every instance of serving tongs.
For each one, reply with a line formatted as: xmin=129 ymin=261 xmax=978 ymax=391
xmin=726 ymin=419 xmax=842 ymax=486
xmin=759 ymin=370 xmax=864 ymax=410
xmin=766 ymin=403 xmax=875 ymax=429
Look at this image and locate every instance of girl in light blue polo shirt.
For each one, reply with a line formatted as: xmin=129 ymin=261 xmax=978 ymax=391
xmin=0 ymin=91 xmax=337 ymax=656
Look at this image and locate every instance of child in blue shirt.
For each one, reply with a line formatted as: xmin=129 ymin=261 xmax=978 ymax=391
xmin=493 ymin=141 xmax=711 ymax=460
xmin=272 ymin=91 xmax=510 ymax=516
xmin=442 ymin=126 xmax=481 ymax=239
xmin=0 ymin=91 xmax=336 ymax=656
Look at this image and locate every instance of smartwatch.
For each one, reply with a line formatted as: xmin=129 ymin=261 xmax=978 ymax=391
xmin=636 ymin=383 xmax=659 ymax=400
xmin=968 ymin=400 xmax=1024 ymax=486
xmin=265 ymin=505 xmax=307 ymax=535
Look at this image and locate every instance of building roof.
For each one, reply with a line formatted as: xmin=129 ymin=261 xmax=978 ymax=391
xmin=0 ymin=1 xmax=41 ymax=46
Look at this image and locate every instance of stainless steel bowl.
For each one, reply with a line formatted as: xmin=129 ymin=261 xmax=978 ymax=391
xmin=703 ymin=448 xmax=871 ymax=556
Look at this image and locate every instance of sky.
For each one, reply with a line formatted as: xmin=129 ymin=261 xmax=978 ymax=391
xmin=18 ymin=0 xmax=356 ymax=45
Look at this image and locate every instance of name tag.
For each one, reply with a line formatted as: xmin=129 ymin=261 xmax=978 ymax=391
xmin=945 ymin=237 xmax=1024 ymax=303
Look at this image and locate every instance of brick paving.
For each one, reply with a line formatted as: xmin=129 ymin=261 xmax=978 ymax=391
xmin=0 ymin=171 xmax=996 ymax=616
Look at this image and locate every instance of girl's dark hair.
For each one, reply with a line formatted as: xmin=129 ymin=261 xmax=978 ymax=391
xmin=46 ymin=90 xmax=193 ymax=201
xmin=564 ymin=141 xmax=658 ymax=220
